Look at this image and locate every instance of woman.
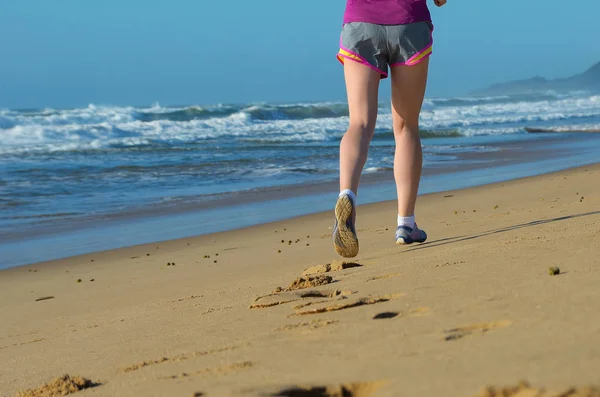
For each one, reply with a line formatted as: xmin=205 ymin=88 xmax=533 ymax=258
xmin=332 ymin=0 xmax=447 ymax=258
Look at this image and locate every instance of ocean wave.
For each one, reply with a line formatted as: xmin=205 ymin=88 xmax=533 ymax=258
xmin=134 ymin=104 xmax=241 ymax=122
xmin=421 ymin=92 xmax=581 ymax=109
xmin=1 ymin=94 xmax=599 ymax=154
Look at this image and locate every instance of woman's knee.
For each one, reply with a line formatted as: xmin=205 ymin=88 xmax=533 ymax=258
xmin=393 ymin=120 xmax=419 ymax=137
xmin=348 ymin=119 xmax=376 ymax=138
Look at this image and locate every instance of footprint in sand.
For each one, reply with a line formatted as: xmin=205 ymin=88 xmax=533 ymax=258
xmin=302 ymin=261 xmax=362 ymax=277
xmin=15 ymin=375 xmax=101 ymax=397
xmin=292 ymin=293 xmax=405 ymax=317
xmin=274 ymin=319 xmax=339 ymax=332
xmin=250 ymin=289 xmax=353 ymax=310
xmin=365 ymin=273 xmax=401 ymax=282
xmin=0 ymin=337 xmax=46 ymax=351
xmin=444 ymin=320 xmax=512 ymax=341
xmin=250 ymin=274 xmax=343 ymax=309
xmin=473 ymin=381 xmax=600 ymax=397
xmin=162 ymin=361 xmax=253 ymax=380
xmin=281 ymin=275 xmax=334 ymax=291
xmin=272 ymin=381 xmax=385 ymax=397
xmin=120 ymin=344 xmax=244 ymax=373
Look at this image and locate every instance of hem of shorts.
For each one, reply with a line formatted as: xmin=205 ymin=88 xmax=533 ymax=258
xmin=342 ymin=16 xmax=432 ymax=26
xmin=337 ymin=50 xmax=388 ymax=78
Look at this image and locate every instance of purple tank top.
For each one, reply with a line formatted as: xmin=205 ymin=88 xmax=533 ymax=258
xmin=343 ymin=0 xmax=431 ymax=25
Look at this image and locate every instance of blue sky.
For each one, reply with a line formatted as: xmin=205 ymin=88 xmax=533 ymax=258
xmin=1 ymin=0 xmax=599 ymax=109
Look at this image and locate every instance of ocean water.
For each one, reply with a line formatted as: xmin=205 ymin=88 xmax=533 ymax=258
xmin=2 ymin=91 xmax=600 ymax=266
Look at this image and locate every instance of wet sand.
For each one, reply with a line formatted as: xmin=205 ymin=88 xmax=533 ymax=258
xmin=2 ymin=164 xmax=600 ymax=397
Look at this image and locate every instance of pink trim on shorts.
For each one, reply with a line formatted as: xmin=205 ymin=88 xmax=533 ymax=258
xmin=337 ymin=46 xmax=388 ymax=78
xmin=390 ymin=47 xmax=432 ymax=67
xmin=391 ymin=28 xmax=434 ymax=67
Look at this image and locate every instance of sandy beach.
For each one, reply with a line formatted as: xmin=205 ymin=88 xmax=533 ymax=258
xmin=2 ymin=164 xmax=600 ymax=397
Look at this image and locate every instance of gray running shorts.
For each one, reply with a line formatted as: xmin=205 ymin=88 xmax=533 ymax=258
xmin=337 ymin=21 xmax=433 ymax=78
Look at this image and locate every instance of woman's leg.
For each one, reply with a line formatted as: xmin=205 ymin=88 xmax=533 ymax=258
xmin=339 ymin=60 xmax=381 ymax=194
xmin=333 ymin=60 xmax=381 ymax=258
xmin=390 ymin=58 xmax=429 ymax=241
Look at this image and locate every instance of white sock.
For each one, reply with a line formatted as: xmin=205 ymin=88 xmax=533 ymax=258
xmin=339 ymin=189 xmax=357 ymax=205
xmin=398 ymin=214 xmax=415 ymax=229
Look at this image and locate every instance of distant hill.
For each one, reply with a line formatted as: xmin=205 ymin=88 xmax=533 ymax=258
xmin=472 ymin=61 xmax=600 ymax=96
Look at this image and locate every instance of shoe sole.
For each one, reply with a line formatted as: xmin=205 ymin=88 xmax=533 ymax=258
xmin=333 ymin=195 xmax=359 ymax=258
xmin=395 ymin=235 xmax=427 ymax=245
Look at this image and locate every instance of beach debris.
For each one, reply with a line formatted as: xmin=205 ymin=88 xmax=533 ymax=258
xmin=146 ymin=253 xmax=150 ymax=256
xmin=548 ymin=266 xmax=561 ymax=276
xmin=167 ymin=262 xmax=172 ymax=266
xmin=215 ymin=253 xmax=219 ymax=256
xmin=76 ymin=279 xmax=82 ymax=283
xmin=454 ymin=211 xmax=458 ymax=214
xmin=203 ymin=255 xmax=210 ymax=259
xmin=90 ymin=259 xmax=94 ymax=262
xmin=444 ymin=195 xmax=454 ymax=198
xmin=307 ymin=235 xmax=310 ymax=238
xmin=90 ymin=279 xmax=95 ymax=282
xmin=15 ymin=374 xmax=100 ymax=397
xmin=281 ymin=240 xmax=285 ymax=243
xmin=214 ymin=260 xmax=217 ymax=264
xmin=494 ymin=205 xmax=499 ymax=209
xmin=277 ymin=250 xmax=281 ymax=253
xmin=35 ymin=296 xmax=55 ymax=302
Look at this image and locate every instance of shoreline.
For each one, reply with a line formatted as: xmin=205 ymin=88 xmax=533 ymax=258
xmin=2 ymin=161 xmax=599 ymax=396
xmin=3 ymin=158 xmax=599 ymax=272
xmin=2 ymin=131 xmax=600 ymax=269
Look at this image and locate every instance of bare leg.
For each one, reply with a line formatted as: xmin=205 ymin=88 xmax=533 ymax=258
xmin=390 ymin=59 xmax=429 ymax=217
xmin=333 ymin=60 xmax=381 ymax=258
xmin=339 ymin=61 xmax=381 ymax=194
